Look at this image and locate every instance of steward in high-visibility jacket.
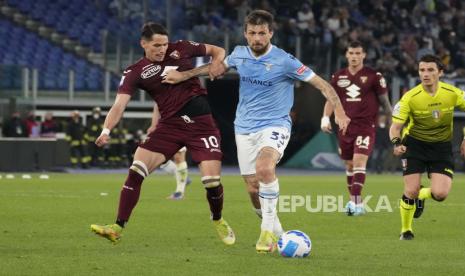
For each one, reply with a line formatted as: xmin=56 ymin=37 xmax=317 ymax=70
xmin=65 ymin=110 xmax=91 ymax=168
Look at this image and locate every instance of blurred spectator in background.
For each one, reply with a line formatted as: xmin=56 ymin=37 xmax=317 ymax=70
xmin=25 ymin=111 xmax=40 ymax=138
xmin=41 ymin=112 xmax=60 ymax=138
xmin=416 ymin=37 xmax=435 ymax=61
xmin=65 ymin=110 xmax=91 ymax=168
xmin=368 ymin=113 xmax=390 ymax=174
xmin=87 ymin=107 xmax=105 ymax=166
xmin=108 ymin=122 xmax=129 ymax=167
xmin=297 ymin=3 xmax=314 ymax=33
xmin=2 ymin=111 xmax=27 ymax=137
xmin=126 ymin=129 xmax=145 ymax=163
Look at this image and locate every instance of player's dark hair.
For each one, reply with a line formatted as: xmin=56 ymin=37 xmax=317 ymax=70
xmin=244 ymin=10 xmax=274 ymax=31
xmin=141 ymin=22 xmax=168 ymax=40
xmin=419 ymin=54 xmax=444 ymax=71
xmin=347 ymin=41 xmax=365 ymax=51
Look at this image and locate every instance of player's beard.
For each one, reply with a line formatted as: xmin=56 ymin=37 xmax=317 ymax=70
xmin=251 ymin=42 xmax=269 ymax=56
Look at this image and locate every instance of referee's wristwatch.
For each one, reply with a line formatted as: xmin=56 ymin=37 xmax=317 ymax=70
xmin=391 ymin=137 xmax=402 ymax=146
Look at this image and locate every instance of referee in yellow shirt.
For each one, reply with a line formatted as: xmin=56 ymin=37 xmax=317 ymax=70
xmin=390 ymin=54 xmax=465 ymax=240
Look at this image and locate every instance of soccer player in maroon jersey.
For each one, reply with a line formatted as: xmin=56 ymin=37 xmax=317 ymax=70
xmin=90 ymin=22 xmax=235 ymax=245
xmin=321 ymin=41 xmax=392 ymax=216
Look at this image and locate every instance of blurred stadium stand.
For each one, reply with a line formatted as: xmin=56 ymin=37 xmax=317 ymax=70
xmin=0 ymin=19 xmax=120 ymax=91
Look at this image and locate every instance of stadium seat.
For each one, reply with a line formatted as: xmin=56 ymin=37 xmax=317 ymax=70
xmin=0 ymin=19 xmax=117 ymax=91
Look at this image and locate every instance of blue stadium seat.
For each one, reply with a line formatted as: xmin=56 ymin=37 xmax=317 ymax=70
xmin=0 ymin=19 xmax=118 ymax=91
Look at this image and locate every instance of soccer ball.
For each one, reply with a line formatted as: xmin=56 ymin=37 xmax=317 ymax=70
xmin=277 ymin=230 xmax=312 ymax=258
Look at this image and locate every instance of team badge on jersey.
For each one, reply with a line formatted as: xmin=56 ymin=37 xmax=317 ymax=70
xmin=360 ymin=76 xmax=367 ymax=83
xmin=264 ymin=62 xmax=273 ymax=71
xmin=141 ymin=65 xmax=161 ymax=79
xmin=169 ymin=50 xmax=180 ymax=59
xmin=432 ymin=110 xmax=440 ymax=120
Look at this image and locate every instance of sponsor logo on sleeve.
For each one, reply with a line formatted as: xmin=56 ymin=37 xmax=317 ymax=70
xmin=296 ymin=65 xmax=308 ymax=75
xmin=188 ymin=41 xmax=200 ymax=46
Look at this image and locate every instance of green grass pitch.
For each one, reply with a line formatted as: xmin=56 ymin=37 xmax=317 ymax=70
xmin=1 ymin=172 xmax=465 ymax=275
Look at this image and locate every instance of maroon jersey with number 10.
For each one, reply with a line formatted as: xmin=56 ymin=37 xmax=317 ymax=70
xmin=117 ymin=40 xmax=223 ymax=162
xmin=118 ymin=40 xmax=207 ymax=122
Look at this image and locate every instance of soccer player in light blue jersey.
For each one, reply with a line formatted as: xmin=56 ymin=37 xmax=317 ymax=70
xmin=163 ymin=10 xmax=350 ymax=253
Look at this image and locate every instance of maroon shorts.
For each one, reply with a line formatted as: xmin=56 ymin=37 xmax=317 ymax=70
xmin=337 ymin=124 xmax=376 ymax=161
xmin=139 ymin=114 xmax=222 ymax=162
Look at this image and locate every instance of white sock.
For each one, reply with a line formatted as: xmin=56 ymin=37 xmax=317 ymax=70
xmin=175 ymin=161 xmax=188 ymax=193
xmin=273 ymin=215 xmax=284 ymax=237
xmin=255 ymin=207 xmax=283 ymax=236
xmin=160 ymin=160 xmax=176 ymax=174
xmin=259 ymin=179 xmax=279 ymax=232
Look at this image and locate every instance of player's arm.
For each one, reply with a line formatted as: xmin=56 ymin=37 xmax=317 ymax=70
xmin=205 ymin=43 xmax=226 ymax=80
xmin=389 ymin=121 xmax=406 ymax=156
xmin=162 ymin=63 xmax=211 ymax=84
xmin=95 ymin=94 xmax=131 ymax=147
xmin=162 ymin=43 xmax=226 ymax=84
xmin=321 ymin=101 xmax=334 ymax=133
xmin=147 ymin=103 xmax=160 ymax=134
xmin=378 ymin=93 xmax=393 ymax=118
xmin=308 ymin=75 xmax=350 ymax=134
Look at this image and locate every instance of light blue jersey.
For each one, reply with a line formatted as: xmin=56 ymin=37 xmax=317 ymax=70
xmin=224 ymin=45 xmax=315 ymax=134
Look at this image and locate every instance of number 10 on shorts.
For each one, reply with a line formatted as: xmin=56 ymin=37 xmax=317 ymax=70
xmin=201 ymin=136 xmax=219 ymax=149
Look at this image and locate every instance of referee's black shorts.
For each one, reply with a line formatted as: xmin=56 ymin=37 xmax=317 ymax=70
xmin=401 ymin=136 xmax=454 ymax=178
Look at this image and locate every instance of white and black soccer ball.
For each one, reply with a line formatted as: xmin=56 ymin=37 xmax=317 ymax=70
xmin=277 ymin=230 xmax=312 ymax=258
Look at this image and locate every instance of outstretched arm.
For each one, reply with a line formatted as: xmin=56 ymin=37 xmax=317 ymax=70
xmin=308 ymin=75 xmax=350 ymax=134
xmin=95 ymin=94 xmax=131 ymax=147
